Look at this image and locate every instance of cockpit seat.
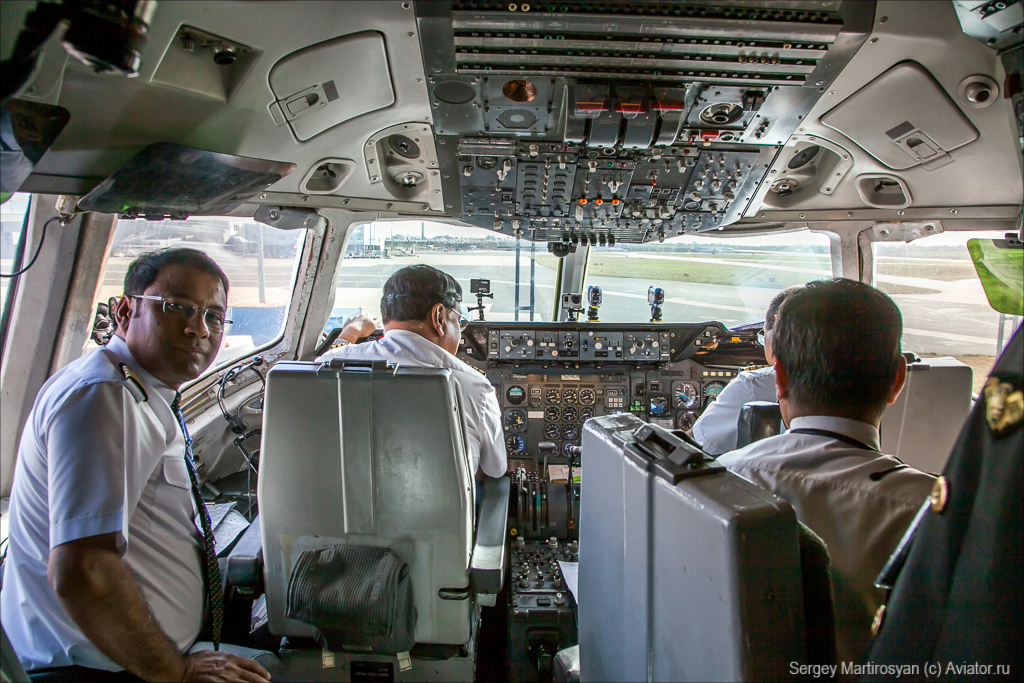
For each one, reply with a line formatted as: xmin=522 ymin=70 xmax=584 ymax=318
xmin=257 ymin=360 xmax=508 ymax=679
xmin=878 ymin=356 xmax=973 ymax=473
xmin=735 ymin=401 xmax=784 ymax=449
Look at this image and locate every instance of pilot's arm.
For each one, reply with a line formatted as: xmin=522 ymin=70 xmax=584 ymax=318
xmin=337 ymin=312 xmax=381 ymax=344
xmin=470 ymin=377 xmax=509 ymax=478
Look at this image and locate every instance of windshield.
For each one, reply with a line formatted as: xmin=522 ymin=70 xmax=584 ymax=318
xmin=330 ymin=221 xmax=557 ymax=329
xmin=872 ymin=230 xmax=1019 ymax=393
xmin=579 ymin=230 xmax=833 ymax=326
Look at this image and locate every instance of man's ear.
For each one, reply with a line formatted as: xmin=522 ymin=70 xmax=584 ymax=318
xmin=113 ymin=295 xmax=133 ymax=334
xmin=774 ymin=358 xmax=789 ymax=400
xmin=430 ymin=303 xmax=447 ymax=338
xmin=887 ymin=354 xmax=908 ymax=405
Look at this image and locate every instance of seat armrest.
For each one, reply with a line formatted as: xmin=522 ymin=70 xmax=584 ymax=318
xmin=471 ymin=476 xmax=510 ymax=597
xmin=226 ymin=514 xmax=264 ymax=596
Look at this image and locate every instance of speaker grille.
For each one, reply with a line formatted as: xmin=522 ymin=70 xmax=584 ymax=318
xmin=497 ymin=109 xmax=539 ymax=129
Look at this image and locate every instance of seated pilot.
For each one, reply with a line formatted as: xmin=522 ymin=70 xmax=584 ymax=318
xmin=692 ymin=285 xmax=801 ymax=455
xmin=716 ymin=279 xmax=935 ymax=665
xmin=0 ymin=249 xmax=270 ymax=682
xmin=318 ymin=264 xmax=507 ymax=479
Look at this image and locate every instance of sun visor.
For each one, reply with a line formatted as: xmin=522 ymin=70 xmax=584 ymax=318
xmin=268 ymin=31 xmax=395 ymax=143
xmin=76 ymin=142 xmax=296 ymax=219
xmin=0 ymin=98 xmax=71 ymax=202
xmin=968 ymin=235 xmax=1024 ymax=316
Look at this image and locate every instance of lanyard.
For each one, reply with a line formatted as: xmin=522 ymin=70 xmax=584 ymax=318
xmin=789 ymin=427 xmax=909 ymax=480
xmin=789 ymin=427 xmax=879 ymax=452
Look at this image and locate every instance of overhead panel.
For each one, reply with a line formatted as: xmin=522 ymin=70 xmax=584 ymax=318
xmin=418 ymin=0 xmax=874 ymax=244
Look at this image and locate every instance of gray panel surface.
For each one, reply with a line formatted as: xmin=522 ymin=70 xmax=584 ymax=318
xmin=259 ymin=362 xmax=474 ymax=645
xmin=821 ymin=61 xmax=979 ymax=170
xmin=269 ymin=31 xmax=396 ymax=142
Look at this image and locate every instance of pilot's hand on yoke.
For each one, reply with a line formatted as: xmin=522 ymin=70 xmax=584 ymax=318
xmin=339 ymin=312 xmax=382 ymax=343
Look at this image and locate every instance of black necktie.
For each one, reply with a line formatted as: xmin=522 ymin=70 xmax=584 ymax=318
xmin=171 ymin=394 xmax=223 ymax=650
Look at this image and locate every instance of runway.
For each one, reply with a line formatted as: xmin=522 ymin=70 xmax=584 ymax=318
xmin=333 ymin=252 xmax=1012 ymax=361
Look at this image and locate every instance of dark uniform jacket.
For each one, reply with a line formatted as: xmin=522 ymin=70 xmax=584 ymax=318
xmin=866 ymin=326 xmax=1022 ymax=681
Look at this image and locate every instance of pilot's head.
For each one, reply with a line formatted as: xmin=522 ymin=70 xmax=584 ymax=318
xmin=762 ymin=285 xmax=803 ymax=365
xmin=381 ymin=265 xmax=466 ymax=354
xmin=772 ymin=278 xmax=906 ymax=427
xmin=115 ymin=248 xmax=229 ymax=389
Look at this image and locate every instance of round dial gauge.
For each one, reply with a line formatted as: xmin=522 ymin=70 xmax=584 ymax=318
xmin=544 ymin=423 xmax=561 ymax=440
xmin=579 ymin=406 xmax=595 ymax=421
xmin=546 ymin=389 xmax=561 ymax=404
xmin=563 ymin=442 xmax=578 ymax=457
xmin=677 ymin=411 xmax=698 ymax=431
xmin=506 ymin=434 xmax=526 ymax=454
xmin=562 ymin=388 xmax=578 ymax=404
xmin=506 ymin=385 xmax=526 ymax=405
xmin=563 ymin=423 xmax=579 ymax=440
xmin=545 ymin=406 xmax=561 ymax=422
xmin=503 ymin=409 xmax=526 ymax=432
xmin=579 ymin=388 xmax=596 ymax=405
xmin=673 ymin=381 xmax=698 ymax=409
xmin=703 ymin=381 xmax=727 ymax=408
xmin=562 ymin=406 xmax=578 ymax=422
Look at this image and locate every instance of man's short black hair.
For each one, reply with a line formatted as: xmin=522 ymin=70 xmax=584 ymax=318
xmin=765 ymin=285 xmax=803 ymax=331
xmin=380 ymin=265 xmax=462 ymax=323
xmin=124 ymin=248 xmax=229 ymax=296
xmin=772 ymin=278 xmax=902 ymax=416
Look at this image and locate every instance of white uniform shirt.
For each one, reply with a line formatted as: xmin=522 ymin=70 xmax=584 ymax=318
xmin=1 ymin=335 xmax=204 ymax=672
xmin=319 ymin=330 xmax=507 ymax=477
xmin=716 ymin=416 xmax=935 ymax=665
xmin=692 ymin=365 xmax=777 ymax=455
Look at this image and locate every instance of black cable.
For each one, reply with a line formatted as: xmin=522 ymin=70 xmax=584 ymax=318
xmin=217 ymin=356 xmax=265 ymax=433
xmin=0 ymin=216 xmax=59 ymax=278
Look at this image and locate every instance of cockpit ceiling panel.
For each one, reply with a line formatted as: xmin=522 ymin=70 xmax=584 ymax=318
xmin=423 ymin=1 xmax=867 ymax=88
xmin=420 ymin=0 xmax=873 ymax=242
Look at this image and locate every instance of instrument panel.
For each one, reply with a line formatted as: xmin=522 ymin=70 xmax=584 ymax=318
xmin=458 ymin=322 xmax=763 ymax=469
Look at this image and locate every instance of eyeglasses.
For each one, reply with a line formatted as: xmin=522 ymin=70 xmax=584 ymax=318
xmin=445 ymin=304 xmax=470 ymax=331
xmin=131 ymin=295 xmax=232 ymax=331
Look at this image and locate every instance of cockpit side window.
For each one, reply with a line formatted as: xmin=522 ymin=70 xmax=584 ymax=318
xmin=0 ymin=193 xmax=32 ymax=331
xmin=93 ymin=216 xmax=307 ymax=374
xmin=871 ymin=230 xmax=1017 ymax=393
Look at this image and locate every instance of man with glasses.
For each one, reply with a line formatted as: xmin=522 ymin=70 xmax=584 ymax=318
xmin=691 ymin=285 xmax=802 ymax=455
xmin=1 ymin=248 xmax=271 ymax=682
xmin=318 ymin=265 xmax=507 ymax=479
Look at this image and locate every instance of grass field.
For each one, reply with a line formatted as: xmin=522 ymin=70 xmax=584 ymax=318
xmin=538 ymin=251 xmax=831 ymax=288
xmin=875 ymin=258 xmax=979 ymax=282
xmin=533 ymin=251 xmax=972 ymax=295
